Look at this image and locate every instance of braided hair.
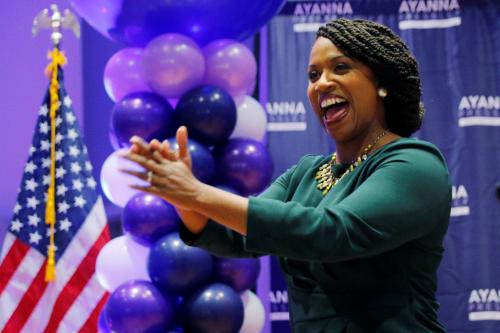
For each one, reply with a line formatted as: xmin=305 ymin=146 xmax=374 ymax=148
xmin=317 ymin=18 xmax=424 ymax=137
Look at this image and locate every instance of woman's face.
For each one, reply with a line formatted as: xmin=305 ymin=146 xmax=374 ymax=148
xmin=307 ymin=37 xmax=386 ymax=144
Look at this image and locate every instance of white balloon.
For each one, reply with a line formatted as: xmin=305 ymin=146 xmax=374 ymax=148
xmin=96 ymin=235 xmax=150 ymax=292
xmin=100 ymin=148 xmax=147 ymax=207
xmin=230 ymin=95 xmax=267 ymax=142
xmin=239 ymin=290 xmax=265 ymax=333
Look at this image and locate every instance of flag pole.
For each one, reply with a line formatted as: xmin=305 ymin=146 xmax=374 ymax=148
xmin=32 ymin=4 xmax=80 ymax=282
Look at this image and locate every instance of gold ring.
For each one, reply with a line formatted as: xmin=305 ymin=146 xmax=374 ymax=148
xmin=146 ymin=171 xmax=153 ymax=183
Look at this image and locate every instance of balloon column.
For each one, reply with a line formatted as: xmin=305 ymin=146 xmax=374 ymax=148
xmin=71 ymin=1 xmax=287 ymax=332
xmin=98 ymin=34 xmax=275 ymax=206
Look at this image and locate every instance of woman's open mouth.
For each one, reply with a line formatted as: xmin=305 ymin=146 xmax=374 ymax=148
xmin=320 ymin=96 xmax=349 ymax=124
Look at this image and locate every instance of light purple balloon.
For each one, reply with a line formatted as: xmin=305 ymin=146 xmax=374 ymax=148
xmin=100 ymin=148 xmax=148 ymax=207
xmin=240 ymin=290 xmax=265 ymax=333
xmin=104 ymin=48 xmax=152 ymax=102
xmin=95 ymin=235 xmax=151 ymax=292
xmin=230 ymin=95 xmax=268 ymax=142
xmin=203 ymin=39 xmax=257 ymax=99
xmin=142 ymin=34 xmax=205 ymax=99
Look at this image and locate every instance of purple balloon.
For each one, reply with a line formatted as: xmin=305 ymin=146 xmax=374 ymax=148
xmin=148 ymin=232 xmax=213 ymax=295
xmin=214 ymin=258 xmax=261 ymax=293
xmin=106 ymin=280 xmax=174 ymax=333
xmin=143 ymin=34 xmax=205 ymax=99
xmin=183 ymin=283 xmax=244 ymax=333
xmin=111 ymin=92 xmax=175 ymax=147
xmin=122 ymin=193 xmax=181 ymax=246
xmin=98 ymin=307 xmax=110 ymax=333
xmin=104 ymin=48 xmax=151 ymax=102
xmin=69 ymin=0 xmax=286 ymax=46
xmin=217 ymin=139 xmax=274 ymax=196
xmin=203 ymin=40 xmax=257 ymax=99
xmin=174 ymin=85 xmax=237 ymax=145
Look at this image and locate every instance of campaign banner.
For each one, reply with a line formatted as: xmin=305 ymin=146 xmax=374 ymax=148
xmin=264 ymin=0 xmax=500 ymax=332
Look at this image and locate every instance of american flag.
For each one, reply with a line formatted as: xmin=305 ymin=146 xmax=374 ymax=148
xmin=0 ymin=67 xmax=110 ymax=332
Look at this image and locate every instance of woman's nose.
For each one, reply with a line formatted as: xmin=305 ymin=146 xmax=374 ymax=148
xmin=315 ymin=72 xmax=335 ymax=93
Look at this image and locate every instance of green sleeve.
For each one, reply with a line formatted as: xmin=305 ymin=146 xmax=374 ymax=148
xmin=178 ymin=163 xmax=297 ymax=257
xmin=245 ymin=148 xmax=451 ymax=262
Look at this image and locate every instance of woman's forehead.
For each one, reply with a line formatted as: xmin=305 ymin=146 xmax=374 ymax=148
xmin=309 ymin=37 xmax=347 ymax=61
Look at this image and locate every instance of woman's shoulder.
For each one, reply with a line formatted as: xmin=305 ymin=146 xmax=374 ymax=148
xmin=370 ymin=138 xmax=450 ymax=186
xmin=377 ymin=137 xmax=447 ymax=165
xmin=294 ymin=154 xmax=330 ymax=171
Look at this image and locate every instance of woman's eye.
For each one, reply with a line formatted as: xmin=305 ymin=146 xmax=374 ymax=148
xmin=308 ymin=70 xmax=319 ymax=82
xmin=334 ymin=63 xmax=350 ymax=73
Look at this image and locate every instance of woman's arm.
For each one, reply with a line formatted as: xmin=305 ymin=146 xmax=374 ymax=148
xmin=243 ymin=146 xmax=451 ymax=262
xmin=123 ymin=128 xmax=293 ymax=257
xmin=125 ymin=134 xmax=450 ymax=262
xmin=122 ymin=147 xmax=252 ymax=235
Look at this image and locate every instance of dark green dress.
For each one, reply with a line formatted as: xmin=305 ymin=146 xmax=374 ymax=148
xmin=181 ymin=138 xmax=451 ymax=332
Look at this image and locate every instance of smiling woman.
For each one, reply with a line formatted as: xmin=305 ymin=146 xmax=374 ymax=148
xmin=122 ymin=18 xmax=452 ymax=333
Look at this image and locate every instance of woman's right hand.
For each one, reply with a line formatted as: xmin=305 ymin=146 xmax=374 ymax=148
xmin=130 ymin=126 xmax=209 ymax=234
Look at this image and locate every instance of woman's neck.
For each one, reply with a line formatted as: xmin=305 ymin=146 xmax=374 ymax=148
xmin=335 ymin=130 xmax=400 ymax=164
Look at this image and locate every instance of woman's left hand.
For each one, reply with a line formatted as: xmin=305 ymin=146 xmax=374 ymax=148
xmin=120 ymin=145 xmax=202 ymax=211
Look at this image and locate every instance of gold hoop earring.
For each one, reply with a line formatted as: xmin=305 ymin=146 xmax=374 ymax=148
xmin=378 ymin=87 xmax=387 ymax=98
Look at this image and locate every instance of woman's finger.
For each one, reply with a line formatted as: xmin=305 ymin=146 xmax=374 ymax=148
xmin=120 ymin=168 xmax=149 ymax=181
xmin=151 ymin=149 xmax=168 ymax=164
xmin=142 ymin=139 xmax=167 ymax=163
xmin=176 ymin=126 xmax=190 ymax=160
xmin=150 ymin=139 xmax=162 ymax=151
xmin=129 ymin=184 xmax=165 ymax=197
xmin=129 ymin=136 xmax=152 ymax=156
xmin=121 ymin=167 xmax=166 ymax=189
xmin=159 ymin=140 xmax=169 ymax=155
xmin=156 ymin=140 xmax=178 ymax=161
xmin=120 ymin=152 xmax=165 ymax=175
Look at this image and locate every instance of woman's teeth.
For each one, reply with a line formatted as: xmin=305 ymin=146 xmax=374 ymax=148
xmin=320 ymin=96 xmax=347 ymax=109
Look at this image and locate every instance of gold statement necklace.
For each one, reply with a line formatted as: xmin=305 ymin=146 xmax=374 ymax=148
xmin=315 ymin=130 xmax=389 ymax=195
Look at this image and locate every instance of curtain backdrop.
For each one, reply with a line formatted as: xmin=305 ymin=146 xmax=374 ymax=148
xmin=263 ymin=1 xmax=500 ymax=332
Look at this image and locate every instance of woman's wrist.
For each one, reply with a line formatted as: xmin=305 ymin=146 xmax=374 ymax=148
xmin=175 ymin=206 xmax=208 ymax=234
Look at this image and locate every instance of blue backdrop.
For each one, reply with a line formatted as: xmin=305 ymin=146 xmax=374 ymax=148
xmin=263 ymin=1 xmax=500 ymax=332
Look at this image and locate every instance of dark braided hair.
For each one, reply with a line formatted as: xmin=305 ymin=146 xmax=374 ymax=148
xmin=317 ymin=18 xmax=424 ymax=137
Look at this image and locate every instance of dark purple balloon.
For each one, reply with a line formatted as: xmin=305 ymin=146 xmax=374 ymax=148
xmin=69 ymin=0 xmax=286 ymax=46
xmin=214 ymin=258 xmax=261 ymax=292
xmin=98 ymin=306 xmax=110 ymax=333
xmin=183 ymin=283 xmax=244 ymax=333
xmin=174 ymin=86 xmax=236 ymax=146
xmin=111 ymin=92 xmax=175 ymax=147
xmin=217 ymin=138 xmax=274 ymax=196
xmin=167 ymin=138 xmax=215 ymax=184
xmin=148 ymin=232 xmax=213 ymax=295
xmin=122 ymin=193 xmax=180 ymax=246
xmin=106 ymin=280 xmax=174 ymax=333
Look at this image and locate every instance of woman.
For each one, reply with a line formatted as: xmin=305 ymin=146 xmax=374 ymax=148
xmin=122 ymin=18 xmax=451 ymax=332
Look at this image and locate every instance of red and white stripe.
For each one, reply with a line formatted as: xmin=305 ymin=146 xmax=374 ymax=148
xmin=0 ymin=198 xmax=110 ymax=333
